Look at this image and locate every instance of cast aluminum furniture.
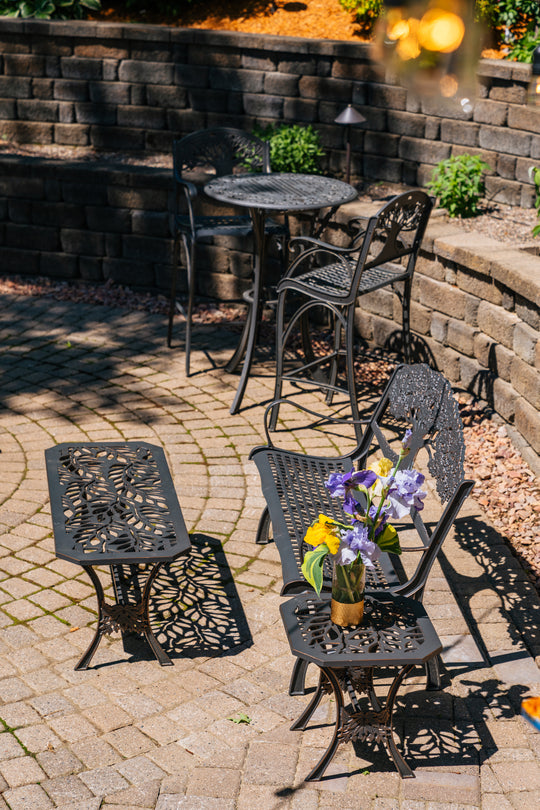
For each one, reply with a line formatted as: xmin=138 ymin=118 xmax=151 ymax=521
xmin=205 ymin=172 xmax=357 ymax=414
xmin=269 ymin=190 xmax=433 ymax=439
xmin=167 ymin=127 xmax=287 ymax=374
xmin=45 ymin=442 xmax=191 ymax=670
xmin=280 ymin=591 xmax=443 ymax=779
xmin=250 ymin=363 xmax=474 ymax=691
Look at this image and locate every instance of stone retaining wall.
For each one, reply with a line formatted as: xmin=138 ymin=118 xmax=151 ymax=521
xmin=334 ymin=200 xmax=540 ymax=457
xmin=0 ymin=20 xmax=539 ymax=204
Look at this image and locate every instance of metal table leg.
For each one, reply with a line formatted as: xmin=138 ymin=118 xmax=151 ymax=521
xmin=294 ymin=663 xmax=416 ymax=781
xmin=75 ymin=562 xmax=172 ymax=670
xmin=229 ymin=206 xmax=267 ymax=414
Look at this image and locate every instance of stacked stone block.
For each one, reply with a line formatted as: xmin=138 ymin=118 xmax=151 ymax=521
xmin=0 ymin=21 xmax=539 ymax=202
xmin=0 ymin=155 xmax=257 ymax=299
xmin=331 ymin=202 xmax=540 ymax=456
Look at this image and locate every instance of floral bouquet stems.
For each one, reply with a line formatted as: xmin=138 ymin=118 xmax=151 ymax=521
xmin=301 ymin=430 xmax=428 ymax=623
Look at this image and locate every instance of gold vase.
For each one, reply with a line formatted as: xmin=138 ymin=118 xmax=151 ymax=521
xmin=330 ymin=558 xmax=366 ymax=627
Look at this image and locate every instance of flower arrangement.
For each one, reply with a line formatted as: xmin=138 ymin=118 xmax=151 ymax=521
xmin=301 ymin=430 xmax=428 ymax=597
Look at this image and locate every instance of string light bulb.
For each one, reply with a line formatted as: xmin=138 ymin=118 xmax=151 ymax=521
xmin=373 ymin=1 xmax=481 ymax=107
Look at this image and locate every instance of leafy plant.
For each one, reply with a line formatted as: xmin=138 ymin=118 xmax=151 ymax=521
xmin=428 ymin=154 xmax=491 ymax=218
xmin=228 ymin=713 xmax=251 ymax=724
xmin=339 ymin=0 xmax=383 ymax=35
xmin=530 ymin=166 xmax=540 ymax=237
xmin=475 ymin=0 xmax=540 ymax=44
xmin=254 ymin=124 xmax=324 ymax=175
xmin=0 ymin=0 xmax=100 ymax=18
xmin=507 ymin=27 xmax=540 ymax=62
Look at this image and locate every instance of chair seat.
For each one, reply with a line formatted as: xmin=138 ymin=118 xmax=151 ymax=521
xmin=279 ymin=259 xmax=409 ymax=300
xmin=254 ymin=442 xmax=402 ymax=595
xmin=175 ymin=214 xmax=286 ymax=240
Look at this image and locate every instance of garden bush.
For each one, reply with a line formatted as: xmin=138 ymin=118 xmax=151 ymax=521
xmin=254 ymin=124 xmax=325 ymax=174
xmin=339 ymin=0 xmax=383 ymax=35
xmin=428 ymin=154 xmax=491 ymax=218
xmin=0 ymin=0 xmax=100 ymax=17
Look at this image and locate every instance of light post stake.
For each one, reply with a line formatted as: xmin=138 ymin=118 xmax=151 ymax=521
xmin=334 ymin=105 xmax=367 ymax=185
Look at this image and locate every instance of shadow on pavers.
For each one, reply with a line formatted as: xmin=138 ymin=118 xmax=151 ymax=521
xmin=150 ymin=532 xmax=252 ymax=659
xmin=439 ymin=515 xmax=540 ymax=662
xmin=114 ymin=533 xmax=252 ymax=664
xmin=0 ymin=294 xmax=239 ymax=413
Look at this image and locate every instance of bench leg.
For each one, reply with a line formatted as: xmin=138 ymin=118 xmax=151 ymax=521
xmin=75 ymin=565 xmax=107 ymax=671
xmin=76 ymin=563 xmax=173 ymax=670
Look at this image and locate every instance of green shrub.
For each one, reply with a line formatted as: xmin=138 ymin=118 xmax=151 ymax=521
xmin=428 ymin=154 xmax=491 ymax=218
xmin=339 ymin=0 xmax=383 ymax=35
xmin=506 ymin=27 xmax=540 ymax=62
xmin=530 ymin=166 xmax=540 ymax=237
xmin=475 ymin=0 xmax=540 ymax=45
xmin=0 ymin=0 xmax=100 ymax=18
xmin=255 ymin=124 xmax=325 ymax=174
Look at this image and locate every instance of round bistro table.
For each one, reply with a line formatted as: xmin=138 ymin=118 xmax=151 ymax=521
xmin=204 ymin=173 xmax=357 ymax=414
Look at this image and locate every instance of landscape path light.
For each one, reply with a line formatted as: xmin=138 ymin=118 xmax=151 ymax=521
xmin=334 ymin=104 xmax=367 ymax=185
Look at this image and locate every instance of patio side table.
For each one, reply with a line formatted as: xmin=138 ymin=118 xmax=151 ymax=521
xmin=45 ymin=442 xmax=191 ymax=670
xmin=280 ymin=591 xmax=442 ymax=780
xmin=204 ymin=173 xmax=357 ymax=414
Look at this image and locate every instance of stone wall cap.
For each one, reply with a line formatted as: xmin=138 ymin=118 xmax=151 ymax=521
xmin=434 ymin=230 xmax=540 ymax=305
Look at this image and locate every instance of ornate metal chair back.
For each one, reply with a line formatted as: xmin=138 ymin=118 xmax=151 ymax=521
xmin=173 ymin=128 xmax=271 ymax=184
xmin=350 ymin=190 xmax=433 ymax=291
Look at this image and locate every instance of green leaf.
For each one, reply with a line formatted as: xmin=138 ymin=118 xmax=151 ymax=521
xmin=301 ymin=545 xmax=329 ymax=595
xmin=228 ymin=713 xmax=251 ymax=724
xmin=376 ymin=524 xmax=401 ymax=555
xmin=81 ymin=0 xmax=101 ymax=9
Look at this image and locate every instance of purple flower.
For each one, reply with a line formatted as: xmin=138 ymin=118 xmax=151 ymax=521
xmin=325 ymin=469 xmax=377 ymax=499
xmin=368 ymin=503 xmax=389 ymax=536
xmin=341 ymin=523 xmax=381 ymax=568
xmin=334 ymin=539 xmax=358 ymax=566
xmin=386 ymin=469 xmax=427 ymax=519
xmin=401 ymin=429 xmax=413 ymax=451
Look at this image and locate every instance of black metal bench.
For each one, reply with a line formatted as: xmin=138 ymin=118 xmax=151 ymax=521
xmin=45 ymin=442 xmax=191 ymax=670
xmin=250 ymin=363 xmax=474 ymax=692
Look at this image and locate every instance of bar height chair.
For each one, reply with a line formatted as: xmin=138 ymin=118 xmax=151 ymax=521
xmin=167 ymin=127 xmax=286 ymax=374
xmin=269 ymin=190 xmax=433 ymax=437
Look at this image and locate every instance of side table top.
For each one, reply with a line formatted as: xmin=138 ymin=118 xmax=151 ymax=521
xmin=205 ymin=173 xmax=358 ymax=212
xmin=45 ymin=442 xmax=190 ymax=565
xmin=280 ymin=592 xmax=442 ymax=669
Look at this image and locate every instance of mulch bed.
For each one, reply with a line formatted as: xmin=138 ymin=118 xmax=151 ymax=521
xmin=1 ymin=272 xmax=538 ymax=590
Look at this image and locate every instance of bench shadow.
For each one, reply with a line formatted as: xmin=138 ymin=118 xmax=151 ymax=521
xmin=439 ymin=515 xmax=540 ymax=661
xmin=122 ymin=533 xmax=252 ymax=662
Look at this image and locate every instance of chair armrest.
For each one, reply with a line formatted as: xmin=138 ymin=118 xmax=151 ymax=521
xmin=262 ymin=398 xmax=369 ymax=447
xmin=288 ymin=234 xmax=364 ymax=256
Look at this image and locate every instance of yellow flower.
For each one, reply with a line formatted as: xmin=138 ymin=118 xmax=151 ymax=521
xmin=304 ymin=515 xmax=341 ymax=555
xmin=368 ymin=457 xmax=394 ymax=478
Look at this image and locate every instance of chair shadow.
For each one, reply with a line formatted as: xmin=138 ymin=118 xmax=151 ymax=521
xmin=439 ymin=515 xmax=540 ymax=660
xmin=123 ymin=533 xmax=252 ymax=662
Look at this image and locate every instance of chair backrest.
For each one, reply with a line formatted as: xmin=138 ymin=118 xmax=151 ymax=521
xmin=349 ymin=189 xmax=433 ymax=289
xmin=251 ymin=363 xmax=474 ymax=601
xmin=173 ymin=128 xmax=271 ymax=184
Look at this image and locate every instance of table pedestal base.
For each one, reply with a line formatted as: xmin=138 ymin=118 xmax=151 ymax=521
xmin=76 ymin=563 xmax=173 ymax=671
xmin=292 ymin=664 xmax=415 ymax=781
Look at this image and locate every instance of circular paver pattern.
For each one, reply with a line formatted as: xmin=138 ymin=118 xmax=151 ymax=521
xmin=0 ymin=292 xmax=538 ymax=810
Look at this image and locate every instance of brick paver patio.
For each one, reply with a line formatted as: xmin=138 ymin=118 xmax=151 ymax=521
xmin=0 ymin=291 xmax=539 ymax=810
